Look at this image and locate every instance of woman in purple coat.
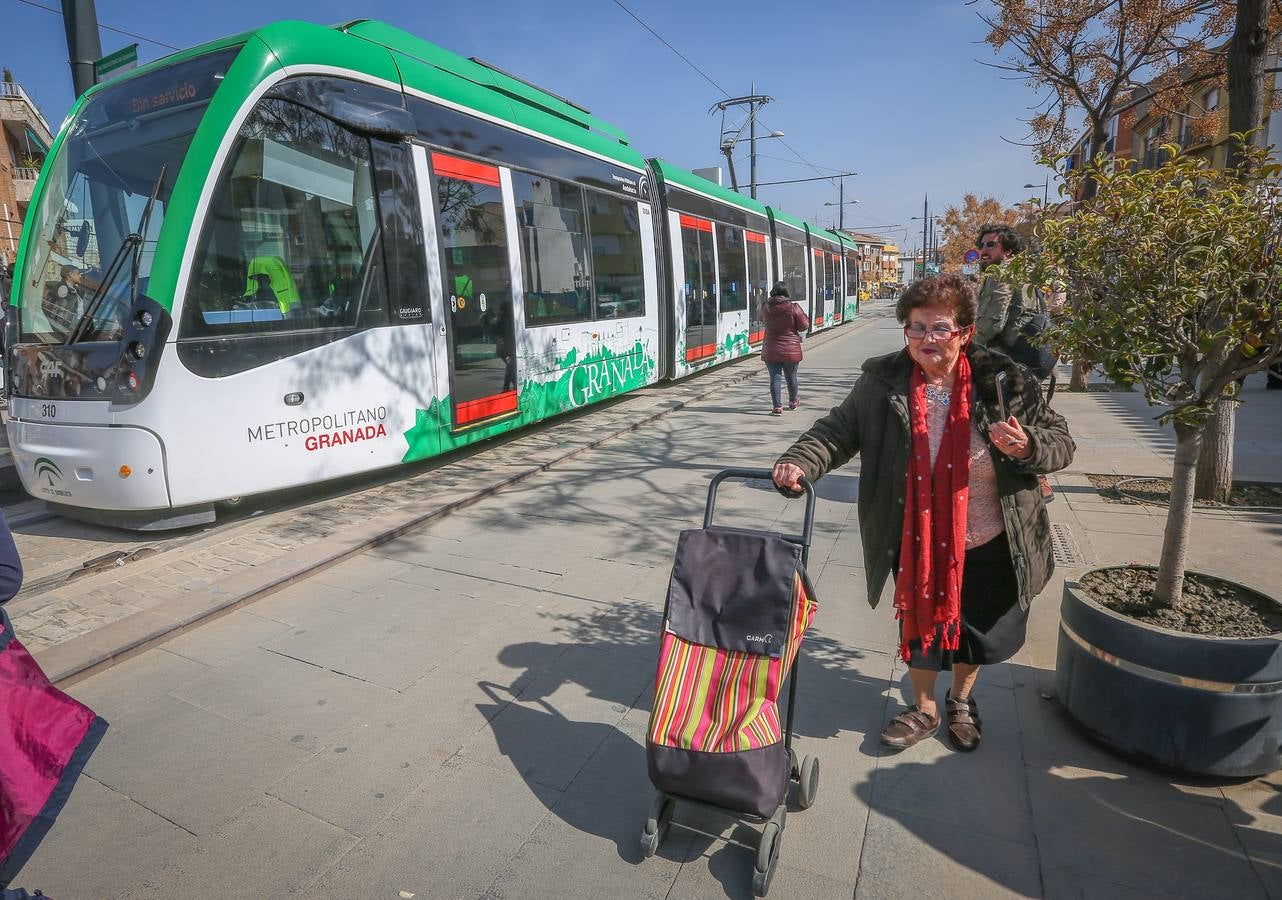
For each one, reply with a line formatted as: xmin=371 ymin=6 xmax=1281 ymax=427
xmin=761 ymin=283 xmax=811 ymax=415
xmin=2 ymin=512 xmax=105 ymax=900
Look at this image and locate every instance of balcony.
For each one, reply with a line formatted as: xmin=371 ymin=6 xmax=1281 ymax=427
xmin=0 ymin=81 xmax=54 ymax=153
xmin=12 ymin=166 xmax=38 ymax=203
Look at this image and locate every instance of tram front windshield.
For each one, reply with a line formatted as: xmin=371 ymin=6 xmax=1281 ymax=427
xmin=17 ymin=47 xmax=239 ymax=344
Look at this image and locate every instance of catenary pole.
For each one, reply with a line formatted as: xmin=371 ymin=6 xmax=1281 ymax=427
xmin=62 ymin=0 xmax=103 ymax=99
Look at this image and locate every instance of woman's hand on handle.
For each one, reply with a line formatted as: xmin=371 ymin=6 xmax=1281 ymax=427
xmin=772 ymin=462 xmax=807 ymax=494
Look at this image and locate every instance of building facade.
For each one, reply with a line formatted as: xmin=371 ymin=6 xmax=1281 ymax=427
xmin=0 ymin=77 xmax=53 ymax=271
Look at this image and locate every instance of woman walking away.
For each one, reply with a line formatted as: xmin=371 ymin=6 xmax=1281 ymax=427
xmin=762 ymin=283 xmax=810 ymax=415
xmin=771 ymin=274 xmax=1074 ymax=752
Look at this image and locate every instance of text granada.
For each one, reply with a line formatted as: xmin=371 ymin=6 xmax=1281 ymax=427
xmin=305 ymin=424 xmax=388 ymax=452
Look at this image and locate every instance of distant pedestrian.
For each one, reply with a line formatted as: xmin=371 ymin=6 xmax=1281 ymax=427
xmin=771 ymin=275 xmax=1074 ymax=753
xmin=761 ymin=282 xmax=810 ymax=415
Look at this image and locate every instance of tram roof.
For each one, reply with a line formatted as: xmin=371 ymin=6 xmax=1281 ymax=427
xmin=768 ymin=207 xmax=812 ymax=235
xmin=648 ymin=159 xmax=769 ymax=216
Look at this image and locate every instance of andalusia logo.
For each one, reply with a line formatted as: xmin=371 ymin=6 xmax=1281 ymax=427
xmin=34 ymin=457 xmax=62 ymax=487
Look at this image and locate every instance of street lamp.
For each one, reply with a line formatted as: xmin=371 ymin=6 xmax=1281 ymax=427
xmin=1024 ymin=178 xmax=1050 ymax=206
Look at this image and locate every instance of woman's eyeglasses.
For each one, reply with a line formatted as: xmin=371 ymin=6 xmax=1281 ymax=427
xmin=904 ymin=324 xmax=965 ymax=341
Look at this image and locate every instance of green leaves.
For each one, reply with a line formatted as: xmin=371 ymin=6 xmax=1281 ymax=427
xmin=1002 ymin=141 xmax=1282 ymax=432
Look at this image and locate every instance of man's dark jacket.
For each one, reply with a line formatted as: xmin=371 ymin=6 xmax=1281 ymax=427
xmin=775 ymin=343 xmax=1075 ymax=609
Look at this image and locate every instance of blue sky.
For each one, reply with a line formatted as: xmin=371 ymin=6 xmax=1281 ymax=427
xmin=6 ymin=0 xmax=1054 ymax=253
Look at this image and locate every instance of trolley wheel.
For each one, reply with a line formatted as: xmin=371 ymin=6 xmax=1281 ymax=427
xmin=788 ymin=747 xmax=799 ymax=781
xmin=798 ymin=755 xmax=819 ymax=810
xmin=752 ymin=821 xmax=781 ymax=897
xmin=639 ymin=793 xmax=674 ymax=859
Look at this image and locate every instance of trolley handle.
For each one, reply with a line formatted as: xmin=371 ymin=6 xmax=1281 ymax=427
xmin=704 ymin=467 xmax=817 ymax=548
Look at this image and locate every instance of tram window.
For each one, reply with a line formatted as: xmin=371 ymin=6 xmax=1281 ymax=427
xmin=586 ymin=190 xmax=644 ymax=320
xmin=512 ymin=171 xmax=591 ymax=327
xmin=846 ymin=251 xmax=859 ymax=298
xmin=373 ymin=141 xmax=429 ymax=324
xmin=746 ymin=231 xmax=768 ymax=341
xmin=716 ymin=225 xmax=747 ymax=313
xmin=180 ymin=98 xmax=385 ymax=340
xmin=780 ymin=240 xmax=806 ymax=314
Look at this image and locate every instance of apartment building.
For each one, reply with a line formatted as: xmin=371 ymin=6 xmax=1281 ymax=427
xmin=0 ymin=74 xmax=53 ymax=271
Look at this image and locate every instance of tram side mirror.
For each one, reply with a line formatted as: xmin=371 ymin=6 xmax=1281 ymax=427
xmin=326 ymin=100 xmax=415 ymax=142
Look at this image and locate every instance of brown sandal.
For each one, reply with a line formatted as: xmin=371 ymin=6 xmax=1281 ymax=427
xmin=945 ymin=692 xmax=982 ymax=752
xmin=880 ymin=706 xmax=940 ymax=750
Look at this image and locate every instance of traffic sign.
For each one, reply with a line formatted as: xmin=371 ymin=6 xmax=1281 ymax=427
xmin=95 ymin=44 xmax=138 ymax=83
xmin=964 ymin=249 xmax=980 ymax=264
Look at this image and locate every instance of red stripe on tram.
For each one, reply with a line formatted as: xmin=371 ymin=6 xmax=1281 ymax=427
xmin=432 ymin=152 xmax=501 ymax=187
xmin=814 ymin=316 xmax=825 ymax=325
xmin=745 ymin=230 xmax=767 ymax=244
xmin=455 ymin=390 xmax=519 ymax=426
xmin=685 ymin=343 xmax=717 ymax=363
xmin=679 ymin=214 xmax=713 ymax=233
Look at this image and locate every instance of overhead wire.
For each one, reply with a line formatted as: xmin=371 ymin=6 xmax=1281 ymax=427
xmin=14 ymin=0 xmax=180 ymax=51
xmin=610 ymin=0 xmax=865 ymax=206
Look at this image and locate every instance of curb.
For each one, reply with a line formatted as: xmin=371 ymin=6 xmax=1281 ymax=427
xmin=40 ymin=316 xmax=885 ymax=685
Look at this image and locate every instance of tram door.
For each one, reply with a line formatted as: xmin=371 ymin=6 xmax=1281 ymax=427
xmin=812 ymin=248 xmax=827 ymax=328
xmin=429 ymin=151 xmax=522 ymax=429
xmin=777 ymin=237 xmax=808 ymax=332
xmin=678 ymin=214 xmax=717 ymax=366
xmin=715 ymin=223 xmax=748 ymax=355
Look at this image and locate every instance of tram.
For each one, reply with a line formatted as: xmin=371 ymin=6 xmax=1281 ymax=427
xmin=6 ymin=20 xmax=860 ymax=529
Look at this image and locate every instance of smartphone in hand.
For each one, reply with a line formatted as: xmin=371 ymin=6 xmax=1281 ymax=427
xmin=994 ymin=371 xmax=1009 ymax=421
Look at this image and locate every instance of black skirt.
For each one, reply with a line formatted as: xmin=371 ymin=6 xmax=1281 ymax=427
xmin=902 ymin=531 xmax=1028 ymax=671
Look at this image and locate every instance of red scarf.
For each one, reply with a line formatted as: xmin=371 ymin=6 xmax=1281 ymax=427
xmin=893 ymin=354 xmax=973 ymax=662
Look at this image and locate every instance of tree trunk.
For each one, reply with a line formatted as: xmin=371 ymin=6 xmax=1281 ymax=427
xmin=1192 ymin=2 xmax=1269 ymax=501
xmin=1226 ymin=0 xmax=1270 ymax=170
xmin=1194 ymin=392 xmax=1236 ymax=502
xmin=1155 ymin=424 xmax=1203 ymax=607
xmin=1070 ymin=361 xmax=1089 ymax=391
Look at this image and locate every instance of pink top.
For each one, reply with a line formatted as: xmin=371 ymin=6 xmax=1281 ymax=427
xmin=923 ymin=386 xmax=1005 ymax=549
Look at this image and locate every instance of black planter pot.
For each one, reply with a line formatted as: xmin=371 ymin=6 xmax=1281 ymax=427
xmin=1057 ymin=569 xmax=1282 ymax=777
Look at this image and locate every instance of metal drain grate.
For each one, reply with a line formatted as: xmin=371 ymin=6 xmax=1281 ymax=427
xmin=1050 ymin=523 xmax=1084 ymax=566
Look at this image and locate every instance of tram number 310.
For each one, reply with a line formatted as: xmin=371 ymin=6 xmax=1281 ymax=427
xmin=40 ymin=404 xmax=56 ymax=418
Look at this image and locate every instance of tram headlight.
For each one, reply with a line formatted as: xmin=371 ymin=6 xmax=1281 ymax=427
xmin=128 ymin=341 xmax=146 ymax=360
xmin=136 ymin=310 xmax=153 ymax=328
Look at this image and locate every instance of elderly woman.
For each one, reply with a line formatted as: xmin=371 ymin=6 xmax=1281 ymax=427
xmin=771 ymin=274 xmax=1074 ymax=752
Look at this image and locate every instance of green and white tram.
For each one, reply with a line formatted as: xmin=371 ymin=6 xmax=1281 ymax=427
xmin=7 ymin=19 xmax=855 ymax=529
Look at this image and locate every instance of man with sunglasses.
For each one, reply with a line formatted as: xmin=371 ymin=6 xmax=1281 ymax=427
xmin=974 ymin=224 xmax=1033 ymax=348
xmin=975 ymin=224 xmax=1056 ymax=502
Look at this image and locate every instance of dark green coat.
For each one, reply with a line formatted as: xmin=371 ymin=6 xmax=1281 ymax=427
xmin=776 ymin=343 xmax=1075 ymax=610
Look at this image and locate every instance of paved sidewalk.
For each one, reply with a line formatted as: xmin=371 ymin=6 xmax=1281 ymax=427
xmin=13 ymin=314 xmax=1282 ymax=899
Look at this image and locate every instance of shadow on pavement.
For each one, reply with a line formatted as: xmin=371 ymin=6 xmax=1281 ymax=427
xmin=477 ymin=601 xmax=887 ymax=897
xmin=851 ymin=661 xmax=1282 ymax=898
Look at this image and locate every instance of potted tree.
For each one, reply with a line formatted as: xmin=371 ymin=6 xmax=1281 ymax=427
xmin=1004 ymin=140 xmax=1282 ymax=776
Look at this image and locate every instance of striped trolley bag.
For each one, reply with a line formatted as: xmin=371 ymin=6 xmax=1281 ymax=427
xmin=639 ymin=468 xmax=819 ymax=897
